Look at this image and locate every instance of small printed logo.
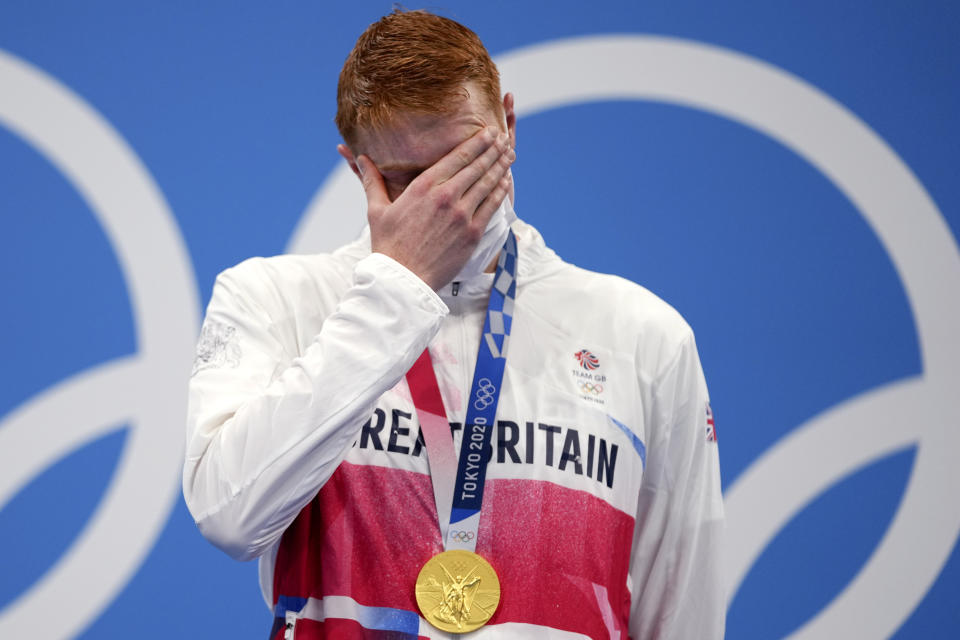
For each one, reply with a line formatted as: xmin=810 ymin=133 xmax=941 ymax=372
xmin=579 ymin=381 xmax=604 ymax=395
xmin=473 ymin=377 xmax=497 ymax=410
xmin=706 ymin=403 xmax=717 ymax=442
xmin=571 ymin=349 xmax=606 ymax=404
xmin=449 ymin=530 xmax=476 ymax=543
xmin=574 ymin=349 xmax=600 ymax=370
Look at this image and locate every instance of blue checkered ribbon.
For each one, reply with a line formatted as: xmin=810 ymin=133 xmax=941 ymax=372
xmin=447 ymin=230 xmax=517 ymax=542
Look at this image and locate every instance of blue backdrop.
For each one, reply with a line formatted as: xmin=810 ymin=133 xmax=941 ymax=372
xmin=1 ymin=1 xmax=958 ymax=638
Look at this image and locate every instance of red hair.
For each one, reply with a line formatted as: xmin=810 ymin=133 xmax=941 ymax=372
xmin=335 ymin=9 xmax=502 ymax=147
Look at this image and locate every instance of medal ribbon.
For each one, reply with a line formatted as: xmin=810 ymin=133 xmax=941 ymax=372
xmin=406 ymin=230 xmax=518 ymax=553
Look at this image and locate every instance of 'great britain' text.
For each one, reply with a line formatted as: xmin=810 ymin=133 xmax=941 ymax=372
xmin=352 ymin=408 xmax=619 ymax=489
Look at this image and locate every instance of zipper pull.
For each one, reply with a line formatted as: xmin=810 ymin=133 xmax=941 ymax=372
xmin=452 ymin=281 xmax=460 ymax=296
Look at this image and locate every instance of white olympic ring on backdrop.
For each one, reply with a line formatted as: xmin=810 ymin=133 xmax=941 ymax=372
xmin=0 ymin=51 xmax=199 ymax=638
xmin=288 ymin=36 xmax=960 ymax=639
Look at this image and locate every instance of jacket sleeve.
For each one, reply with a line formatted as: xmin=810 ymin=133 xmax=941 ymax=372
xmin=629 ymin=330 xmax=726 ymax=640
xmin=182 ymin=253 xmax=448 ymax=561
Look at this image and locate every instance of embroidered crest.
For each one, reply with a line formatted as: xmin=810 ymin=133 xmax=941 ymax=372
xmin=192 ymin=319 xmax=242 ymax=375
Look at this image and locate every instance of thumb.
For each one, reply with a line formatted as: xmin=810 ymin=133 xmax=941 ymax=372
xmin=356 ymin=155 xmax=389 ymax=209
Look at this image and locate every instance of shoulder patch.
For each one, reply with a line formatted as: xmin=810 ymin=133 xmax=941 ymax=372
xmin=192 ymin=319 xmax=242 ymax=375
xmin=706 ymin=403 xmax=718 ymax=442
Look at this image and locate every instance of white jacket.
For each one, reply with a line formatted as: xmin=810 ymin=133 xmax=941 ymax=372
xmin=184 ymin=220 xmax=725 ymax=640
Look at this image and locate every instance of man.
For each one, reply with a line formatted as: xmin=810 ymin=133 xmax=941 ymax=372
xmin=184 ymin=9 xmax=724 ymax=639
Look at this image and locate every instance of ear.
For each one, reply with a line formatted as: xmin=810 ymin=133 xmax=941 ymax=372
xmin=337 ymin=143 xmax=363 ymax=180
xmin=503 ymin=92 xmax=517 ymax=149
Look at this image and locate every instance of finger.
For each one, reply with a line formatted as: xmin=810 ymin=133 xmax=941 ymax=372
xmin=356 ymin=155 xmax=390 ymax=210
xmin=423 ymin=125 xmax=499 ymax=185
xmin=460 ymin=143 xmax=514 ymax=215
xmin=470 ymin=173 xmax=512 ymax=233
xmin=337 ymin=143 xmax=361 ymax=178
xmin=439 ymin=131 xmax=511 ymax=197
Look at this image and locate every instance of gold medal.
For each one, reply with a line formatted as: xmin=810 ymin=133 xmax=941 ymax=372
xmin=415 ymin=549 xmax=501 ymax=633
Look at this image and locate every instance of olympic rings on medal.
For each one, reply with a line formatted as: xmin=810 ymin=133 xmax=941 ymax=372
xmin=449 ymin=530 xmax=476 ymax=543
xmin=473 ymin=377 xmax=497 ymax=410
xmin=579 ymin=381 xmax=603 ymax=395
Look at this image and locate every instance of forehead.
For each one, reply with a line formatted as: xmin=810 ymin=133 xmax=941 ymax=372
xmin=354 ymin=85 xmax=501 ymax=173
